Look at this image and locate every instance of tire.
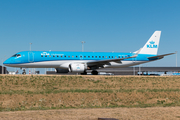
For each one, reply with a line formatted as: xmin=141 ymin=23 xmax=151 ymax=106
xmin=81 ymin=71 xmax=87 ymax=75
xmin=91 ymin=70 xmax=98 ymax=75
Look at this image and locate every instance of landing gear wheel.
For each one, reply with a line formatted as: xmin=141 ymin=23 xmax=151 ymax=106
xmin=22 ymin=69 xmax=26 ymax=75
xmin=81 ymin=71 xmax=87 ymax=75
xmin=22 ymin=72 xmax=26 ymax=75
xmin=91 ymin=70 xmax=98 ymax=75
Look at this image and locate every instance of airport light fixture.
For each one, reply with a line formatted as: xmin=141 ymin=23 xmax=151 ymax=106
xmin=4 ymin=56 xmax=6 ymax=74
xmin=133 ymin=66 xmax=135 ymax=75
xmin=176 ymin=51 xmax=178 ymax=67
xmin=2 ymin=59 xmax=3 ymax=74
xmin=139 ymin=65 xmax=141 ymax=76
xmin=81 ymin=41 xmax=85 ymax=52
xmin=29 ymin=43 xmax=33 ymax=74
xmin=30 ymin=43 xmax=32 ymax=51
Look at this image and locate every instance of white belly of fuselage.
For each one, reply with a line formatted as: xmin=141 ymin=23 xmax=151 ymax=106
xmin=6 ymin=60 xmax=149 ymax=69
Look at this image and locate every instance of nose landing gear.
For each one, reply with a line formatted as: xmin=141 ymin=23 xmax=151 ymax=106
xmin=22 ymin=69 xmax=26 ymax=75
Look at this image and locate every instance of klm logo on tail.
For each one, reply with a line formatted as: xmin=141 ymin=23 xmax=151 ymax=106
xmin=147 ymin=41 xmax=157 ymax=48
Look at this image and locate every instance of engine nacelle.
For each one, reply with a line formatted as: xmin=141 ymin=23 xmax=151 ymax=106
xmin=69 ymin=63 xmax=87 ymax=73
xmin=55 ymin=68 xmax=69 ymax=73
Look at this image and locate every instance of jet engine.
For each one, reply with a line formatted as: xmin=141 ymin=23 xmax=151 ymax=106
xmin=69 ymin=63 xmax=87 ymax=73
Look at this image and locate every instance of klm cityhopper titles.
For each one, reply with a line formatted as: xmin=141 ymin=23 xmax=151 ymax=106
xmin=3 ymin=31 xmax=175 ymax=75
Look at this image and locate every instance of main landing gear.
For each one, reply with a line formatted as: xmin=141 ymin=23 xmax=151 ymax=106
xmin=81 ymin=71 xmax=87 ymax=75
xmin=80 ymin=70 xmax=99 ymax=75
xmin=91 ymin=70 xmax=98 ymax=75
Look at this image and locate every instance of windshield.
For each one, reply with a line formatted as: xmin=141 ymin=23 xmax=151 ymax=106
xmin=12 ymin=54 xmax=21 ymax=57
xmin=12 ymin=54 xmax=17 ymax=57
xmin=17 ymin=54 xmax=21 ymax=57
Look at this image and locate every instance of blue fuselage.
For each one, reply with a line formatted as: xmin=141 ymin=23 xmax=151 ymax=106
xmin=3 ymin=51 xmax=157 ymax=69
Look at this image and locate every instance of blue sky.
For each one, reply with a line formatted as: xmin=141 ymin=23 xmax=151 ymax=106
xmin=0 ymin=0 xmax=180 ymax=74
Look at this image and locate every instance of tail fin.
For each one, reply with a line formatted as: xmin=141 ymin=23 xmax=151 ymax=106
xmin=138 ymin=31 xmax=161 ymax=55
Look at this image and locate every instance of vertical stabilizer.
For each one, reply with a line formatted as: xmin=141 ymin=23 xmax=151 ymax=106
xmin=139 ymin=31 xmax=161 ymax=55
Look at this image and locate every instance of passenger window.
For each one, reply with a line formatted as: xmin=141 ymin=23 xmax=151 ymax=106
xmin=92 ymin=56 xmax=94 ymax=58
xmin=68 ymin=56 xmax=70 ymax=58
xmin=109 ymin=56 xmax=110 ymax=58
xmin=61 ymin=55 xmax=63 ymax=57
xmin=102 ymin=56 xmax=104 ymax=58
xmin=99 ymin=56 xmax=101 ymax=58
xmin=95 ymin=56 xmax=97 ymax=58
xmin=112 ymin=56 xmax=113 ymax=58
xmin=115 ymin=56 xmax=117 ymax=58
xmin=84 ymin=56 xmax=86 ymax=58
xmin=41 ymin=55 xmax=43 ymax=57
xmin=88 ymin=56 xmax=90 ymax=58
xmin=105 ymin=56 xmax=107 ymax=58
xmin=80 ymin=56 xmax=82 ymax=58
xmin=76 ymin=56 xmax=78 ymax=58
xmin=122 ymin=56 xmax=123 ymax=58
xmin=118 ymin=56 xmax=120 ymax=58
xmin=49 ymin=55 xmax=51 ymax=57
xmin=45 ymin=55 xmax=47 ymax=57
xmin=65 ymin=56 xmax=66 ymax=57
xmin=57 ymin=55 xmax=59 ymax=57
xmin=53 ymin=55 xmax=55 ymax=57
xmin=72 ymin=56 xmax=74 ymax=58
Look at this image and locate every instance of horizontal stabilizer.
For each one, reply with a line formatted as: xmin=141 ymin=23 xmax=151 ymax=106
xmin=147 ymin=53 xmax=175 ymax=59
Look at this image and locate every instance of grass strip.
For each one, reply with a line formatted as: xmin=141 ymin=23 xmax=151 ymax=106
xmin=1 ymin=88 xmax=180 ymax=95
xmin=0 ymin=102 xmax=180 ymax=112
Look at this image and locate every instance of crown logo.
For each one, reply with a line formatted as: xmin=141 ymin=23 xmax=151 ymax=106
xmin=149 ymin=41 xmax=155 ymax=44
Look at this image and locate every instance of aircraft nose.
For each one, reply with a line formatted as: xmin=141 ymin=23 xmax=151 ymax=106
xmin=3 ymin=59 xmax=11 ymax=65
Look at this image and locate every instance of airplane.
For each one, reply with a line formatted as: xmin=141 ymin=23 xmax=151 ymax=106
xmin=3 ymin=31 xmax=175 ymax=75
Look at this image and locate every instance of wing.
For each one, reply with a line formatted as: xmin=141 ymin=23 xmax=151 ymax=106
xmin=147 ymin=52 xmax=175 ymax=59
xmin=87 ymin=48 xmax=142 ymax=67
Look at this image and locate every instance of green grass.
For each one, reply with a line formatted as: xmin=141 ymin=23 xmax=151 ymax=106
xmin=1 ymin=88 xmax=180 ymax=95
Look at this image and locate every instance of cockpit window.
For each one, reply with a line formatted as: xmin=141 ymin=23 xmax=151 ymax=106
xmin=12 ymin=54 xmax=17 ymax=57
xmin=17 ymin=54 xmax=21 ymax=57
xmin=12 ymin=54 xmax=21 ymax=57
